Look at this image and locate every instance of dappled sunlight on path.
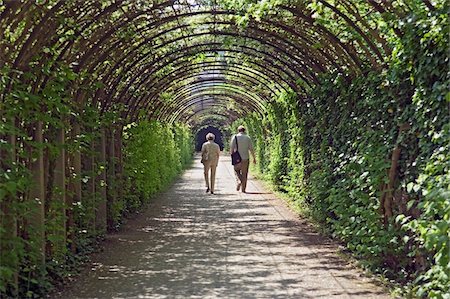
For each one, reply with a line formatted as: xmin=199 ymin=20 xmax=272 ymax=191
xmin=52 ymin=156 xmax=390 ymax=299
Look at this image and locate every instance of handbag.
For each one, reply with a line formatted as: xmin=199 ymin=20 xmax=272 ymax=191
xmin=231 ymin=136 xmax=242 ymax=165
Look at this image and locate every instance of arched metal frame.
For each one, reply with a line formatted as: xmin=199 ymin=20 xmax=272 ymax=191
xmin=159 ymin=86 xmax=266 ymax=123
xmin=0 ymin=0 xmax=423 ymax=126
xmin=166 ymin=93 xmax=259 ymax=124
xmin=141 ymin=68 xmax=278 ymax=119
xmin=106 ymin=42 xmax=305 ymax=118
xmin=144 ymin=75 xmax=270 ymax=118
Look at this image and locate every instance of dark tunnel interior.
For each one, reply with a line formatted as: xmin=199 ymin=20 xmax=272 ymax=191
xmin=195 ymin=126 xmax=224 ymax=151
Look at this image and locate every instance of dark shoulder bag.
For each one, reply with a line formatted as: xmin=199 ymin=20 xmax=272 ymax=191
xmin=231 ymin=136 xmax=242 ymax=165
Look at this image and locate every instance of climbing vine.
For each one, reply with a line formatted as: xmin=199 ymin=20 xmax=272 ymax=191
xmin=0 ymin=61 xmax=193 ymax=297
xmin=120 ymin=121 xmax=192 ymax=219
xmin=233 ymin=4 xmax=449 ymax=297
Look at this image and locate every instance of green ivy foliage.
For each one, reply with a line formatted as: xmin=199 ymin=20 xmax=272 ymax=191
xmin=0 ymin=61 xmax=86 ymax=297
xmin=398 ymin=124 xmax=450 ymax=298
xmin=121 ymin=121 xmax=192 ymax=217
xmin=232 ymin=5 xmax=449 ymax=298
xmin=1 ymin=59 xmax=193 ymax=297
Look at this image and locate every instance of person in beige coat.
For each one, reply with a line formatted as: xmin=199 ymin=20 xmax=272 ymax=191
xmin=201 ymin=133 xmax=220 ymax=194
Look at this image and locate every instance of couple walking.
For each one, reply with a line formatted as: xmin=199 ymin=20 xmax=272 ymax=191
xmin=201 ymin=126 xmax=256 ymax=194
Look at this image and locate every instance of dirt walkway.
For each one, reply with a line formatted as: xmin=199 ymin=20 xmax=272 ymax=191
xmin=52 ymin=156 xmax=391 ymax=299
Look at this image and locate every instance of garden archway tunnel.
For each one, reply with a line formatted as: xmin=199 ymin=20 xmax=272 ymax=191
xmin=195 ymin=126 xmax=224 ymax=152
xmin=0 ymin=0 xmax=398 ymax=127
xmin=0 ymin=0 xmax=448 ymax=298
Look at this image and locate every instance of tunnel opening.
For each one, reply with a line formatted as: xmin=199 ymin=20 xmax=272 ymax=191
xmin=195 ymin=126 xmax=224 ymax=151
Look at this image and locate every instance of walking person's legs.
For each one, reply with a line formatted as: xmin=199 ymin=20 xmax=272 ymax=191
xmin=234 ymin=163 xmax=243 ymax=190
xmin=241 ymin=160 xmax=250 ymax=192
xmin=203 ymin=162 xmax=210 ymax=192
xmin=210 ymin=164 xmax=217 ymax=193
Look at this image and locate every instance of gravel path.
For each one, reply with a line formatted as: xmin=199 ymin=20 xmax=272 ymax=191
xmin=52 ymin=156 xmax=391 ymax=299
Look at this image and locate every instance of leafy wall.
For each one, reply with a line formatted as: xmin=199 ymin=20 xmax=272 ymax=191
xmin=233 ymin=6 xmax=449 ymax=298
xmin=0 ymin=74 xmax=193 ymax=298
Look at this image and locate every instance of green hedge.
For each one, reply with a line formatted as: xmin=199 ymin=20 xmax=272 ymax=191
xmin=0 ymin=114 xmax=192 ymax=297
xmin=120 ymin=121 xmax=193 ymax=217
xmin=233 ymin=6 xmax=449 ymax=298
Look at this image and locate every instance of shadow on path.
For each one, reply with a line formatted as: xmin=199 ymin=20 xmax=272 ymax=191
xmin=51 ymin=156 xmax=391 ymax=299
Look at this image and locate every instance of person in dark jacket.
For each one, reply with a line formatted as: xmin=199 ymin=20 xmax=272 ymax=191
xmin=229 ymin=126 xmax=256 ymax=193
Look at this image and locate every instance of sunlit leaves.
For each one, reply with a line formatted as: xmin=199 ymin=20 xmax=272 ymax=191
xmin=230 ymin=5 xmax=448 ymax=297
xmin=122 ymin=121 xmax=192 ymax=211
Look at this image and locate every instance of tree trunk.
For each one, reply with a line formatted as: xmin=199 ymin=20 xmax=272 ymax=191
xmin=380 ymin=123 xmax=410 ymax=225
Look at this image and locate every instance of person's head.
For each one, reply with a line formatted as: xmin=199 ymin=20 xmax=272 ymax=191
xmin=237 ymin=125 xmax=246 ymax=133
xmin=206 ymin=133 xmax=215 ymax=141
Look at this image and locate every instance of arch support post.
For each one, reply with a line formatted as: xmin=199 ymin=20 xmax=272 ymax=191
xmin=29 ymin=121 xmax=46 ymax=266
xmin=67 ymin=120 xmax=81 ymax=253
xmin=106 ymin=126 xmax=117 ymax=230
xmin=50 ymin=126 xmax=67 ymax=260
xmin=114 ymin=126 xmax=124 ymax=226
xmin=95 ymin=127 xmax=107 ymax=235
